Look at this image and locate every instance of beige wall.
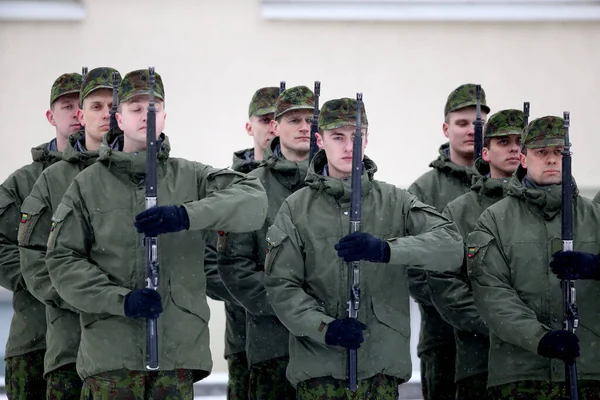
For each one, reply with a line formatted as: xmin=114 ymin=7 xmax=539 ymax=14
xmin=1 ymin=0 xmax=599 ymax=373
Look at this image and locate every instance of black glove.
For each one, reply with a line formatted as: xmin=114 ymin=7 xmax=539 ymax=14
xmin=537 ymin=330 xmax=580 ymax=362
xmin=550 ymin=251 xmax=600 ymax=280
xmin=325 ymin=318 xmax=367 ymax=350
xmin=134 ymin=205 xmax=190 ymax=236
xmin=334 ymin=232 xmax=390 ymax=263
xmin=124 ymin=288 xmax=163 ymax=319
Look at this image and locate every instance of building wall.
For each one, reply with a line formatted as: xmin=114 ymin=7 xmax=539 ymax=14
xmin=1 ymin=0 xmax=599 ymax=373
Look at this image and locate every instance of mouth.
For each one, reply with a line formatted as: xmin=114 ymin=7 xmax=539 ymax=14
xmin=297 ymin=136 xmax=310 ymax=140
xmin=506 ymin=157 xmax=520 ymax=162
xmin=545 ymin=170 xmax=560 ymax=174
xmin=342 ymin=157 xmax=353 ymax=161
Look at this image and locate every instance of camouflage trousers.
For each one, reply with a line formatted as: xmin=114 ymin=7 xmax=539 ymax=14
xmin=227 ymin=351 xmax=250 ymax=400
xmin=248 ymin=356 xmax=295 ymax=400
xmin=456 ymin=373 xmax=493 ymax=400
xmin=46 ymin=363 xmax=83 ymax=400
xmin=296 ymin=373 xmax=399 ymax=400
xmin=80 ymin=368 xmax=194 ymax=400
xmin=5 ymin=349 xmax=45 ymax=400
xmin=420 ymin=346 xmax=456 ymax=400
xmin=489 ymin=380 xmax=600 ymax=399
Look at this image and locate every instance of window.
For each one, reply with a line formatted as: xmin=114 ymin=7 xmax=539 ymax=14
xmin=0 ymin=0 xmax=85 ymax=21
xmin=261 ymin=0 xmax=600 ymax=21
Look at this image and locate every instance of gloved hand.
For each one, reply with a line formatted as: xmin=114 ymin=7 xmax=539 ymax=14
xmin=550 ymin=251 xmax=600 ymax=280
xmin=124 ymin=288 xmax=163 ymax=319
xmin=537 ymin=330 xmax=580 ymax=362
xmin=325 ymin=318 xmax=367 ymax=350
xmin=134 ymin=205 xmax=190 ymax=236
xmin=334 ymin=232 xmax=390 ymax=263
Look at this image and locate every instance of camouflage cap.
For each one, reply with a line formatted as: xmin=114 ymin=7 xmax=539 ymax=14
xmin=249 ymin=87 xmax=279 ymax=117
xmin=50 ymin=72 xmax=82 ymax=106
xmin=119 ymin=69 xmax=165 ymax=104
xmin=318 ymin=98 xmax=368 ymax=131
xmin=80 ymin=67 xmax=121 ymax=106
xmin=444 ymin=83 xmax=491 ymax=116
xmin=275 ymin=85 xmax=315 ymax=119
xmin=484 ymin=109 xmax=524 ymax=138
xmin=522 ymin=116 xmax=565 ymax=149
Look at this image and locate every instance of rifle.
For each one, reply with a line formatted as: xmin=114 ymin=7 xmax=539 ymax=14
xmin=347 ymin=92 xmax=363 ymax=392
xmin=145 ymin=67 xmax=160 ymax=371
xmin=473 ymin=85 xmax=483 ymax=159
xmin=109 ymin=72 xmax=119 ymax=131
xmin=279 ymin=81 xmax=286 ymax=95
xmin=309 ymin=81 xmax=321 ymax=162
xmin=561 ymin=111 xmax=579 ymax=400
xmin=81 ymin=66 xmax=88 ymax=81
xmin=523 ymin=102 xmax=530 ymax=129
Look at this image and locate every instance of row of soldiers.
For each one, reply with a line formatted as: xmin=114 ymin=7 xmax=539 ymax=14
xmin=0 ymin=67 xmax=599 ymax=400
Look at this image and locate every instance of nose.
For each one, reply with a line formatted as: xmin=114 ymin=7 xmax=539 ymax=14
xmin=300 ymin=119 xmax=310 ymax=132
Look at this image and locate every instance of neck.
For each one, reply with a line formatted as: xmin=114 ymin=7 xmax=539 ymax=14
xmin=280 ymin=145 xmax=308 ymax=163
xmin=449 ymin=147 xmax=473 ymax=167
xmin=123 ymin=136 xmax=146 ymax=153
xmin=55 ymin=133 xmax=68 ymax=152
xmin=329 ymin=169 xmax=350 ymax=180
xmin=254 ymin=145 xmax=264 ymax=161
xmin=85 ymin=133 xmax=102 ymax=151
xmin=489 ymin=165 xmax=513 ymax=179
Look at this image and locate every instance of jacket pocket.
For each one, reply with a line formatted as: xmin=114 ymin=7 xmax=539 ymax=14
xmin=371 ymin=297 xmax=410 ymax=337
xmin=264 ymin=225 xmax=289 ymax=275
xmin=47 ymin=202 xmax=72 ymax=251
xmin=170 ymin=287 xmax=211 ymax=323
xmin=17 ymin=196 xmax=47 ymax=246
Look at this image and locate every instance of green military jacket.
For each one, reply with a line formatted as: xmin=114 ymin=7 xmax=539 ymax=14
xmin=407 ymin=142 xmax=478 ymax=355
xmin=468 ymin=166 xmax=600 ymax=387
xmin=18 ymin=130 xmax=122 ymax=375
xmin=45 ymin=135 xmax=267 ymax=380
xmin=263 ymin=150 xmax=463 ymax=386
xmin=217 ymin=138 xmax=308 ymax=366
xmin=0 ymin=140 xmax=62 ymax=358
xmin=428 ymin=158 xmax=510 ymax=381
xmin=204 ymin=147 xmax=261 ymax=359
xmin=593 ymin=191 xmax=600 ymax=203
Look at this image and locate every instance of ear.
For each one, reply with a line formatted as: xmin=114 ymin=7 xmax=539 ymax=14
xmin=520 ymin=152 xmax=527 ymax=169
xmin=245 ymin=121 xmax=253 ymax=137
xmin=271 ymin=120 xmax=280 ymax=137
xmin=442 ymin=121 xmax=450 ymax=138
xmin=116 ymin=112 xmax=124 ymax=130
xmin=316 ymin=132 xmax=323 ymax=148
xmin=482 ymin=146 xmax=491 ymax=163
xmin=46 ymin=109 xmax=56 ymax=126
xmin=77 ymin=109 xmax=85 ymax=127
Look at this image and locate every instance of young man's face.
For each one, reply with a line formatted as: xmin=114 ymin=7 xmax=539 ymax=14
xmin=47 ymin=93 xmax=80 ymax=138
xmin=520 ymin=146 xmax=563 ymax=185
xmin=116 ymin=95 xmax=166 ymax=149
xmin=443 ymin=107 xmax=488 ymax=158
xmin=271 ymin=110 xmax=312 ymax=155
xmin=246 ymin=113 xmax=275 ymax=156
xmin=482 ymin=135 xmax=522 ymax=178
xmin=78 ymin=89 xmax=113 ymax=144
xmin=316 ymin=125 xmax=368 ymax=179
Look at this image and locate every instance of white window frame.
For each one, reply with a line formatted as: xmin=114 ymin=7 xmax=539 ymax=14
xmin=261 ymin=0 xmax=600 ymax=21
xmin=0 ymin=0 xmax=85 ymax=21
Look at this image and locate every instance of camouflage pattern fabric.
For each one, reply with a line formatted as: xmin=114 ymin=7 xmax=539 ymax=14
xmin=46 ymin=363 xmax=83 ymax=400
xmin=296 ymin=373 xmax=399 ymax=400
xmin=484 ymin=109 xmax=524 ymax=138
xmin=489 ymin=379 xmax=600 ymax=399
xmin=318 ymin=98 xmax=368 ymax=131
xmin=248 ymin=87 xmax=279 ymax=117
xmin=119 ymin=69 xmax=164 ymax=103
xmin=456 ymin=373 xmax=493 ymax=400
xmin=420 ymin=346 xmax=456 ymax=400
xmin=5 ymin=349 xmax=45 ymax=400
xmin=248 ymin=356 xmax=295 ymax=400
xmin=50 ymin=72 xmax=82 ymax=105
xmin=522 ymin=116 xmax=565 ymax=149
xmin=444 ymin=83 xmax=490 ymax=116
xmin=80 ymin=368 xmax=194 ymax=400
xmin=80 ymin=67 xmax=121 ymax=105
xmin=227 ymin=351 xmax=250 ymax=400
xmin=274 ymin=85 xmax=314 ymax=119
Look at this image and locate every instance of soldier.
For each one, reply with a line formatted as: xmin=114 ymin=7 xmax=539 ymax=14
xmin=468 ymin=116 xmax=600 ymax=399
xmin=18 ymin=67 xmax=122 ymax=400
xmin=428 ymin=109 xmax=524 ymax=400
xmin=217 ymin=85 xmax=315 ymax=399
xmin=262 ymin=97 xmax=464 ymax=399
xmin=204 ymin=86 xmax=278 ymax=400
xmin=407 ymin=83 xmax=489 ymax=400
xmin=0 ymin=71 xmax=81 ymax=400
xmin=44 ymin=69 xmax=268 ymax=400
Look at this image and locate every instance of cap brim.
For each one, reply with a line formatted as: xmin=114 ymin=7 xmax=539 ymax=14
xmin=526 ymin=138 xmax=565 ymax=149
xmin=276 ymin=105 xmax=314 ymax=118
xmin=486 ymin=129 xmax=522 ymax=137
xmin=319 ymin=122 xmax=368 ymax=131
xmin=120 ymin=90 xmax=164 ymax=104
xmin=51 ymin=89 xmax=80 ymax=104
xmin=251 ymin=106 xmax=276 ymax=117
xmin=450 ymin=101 xmax=491 ymax=114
